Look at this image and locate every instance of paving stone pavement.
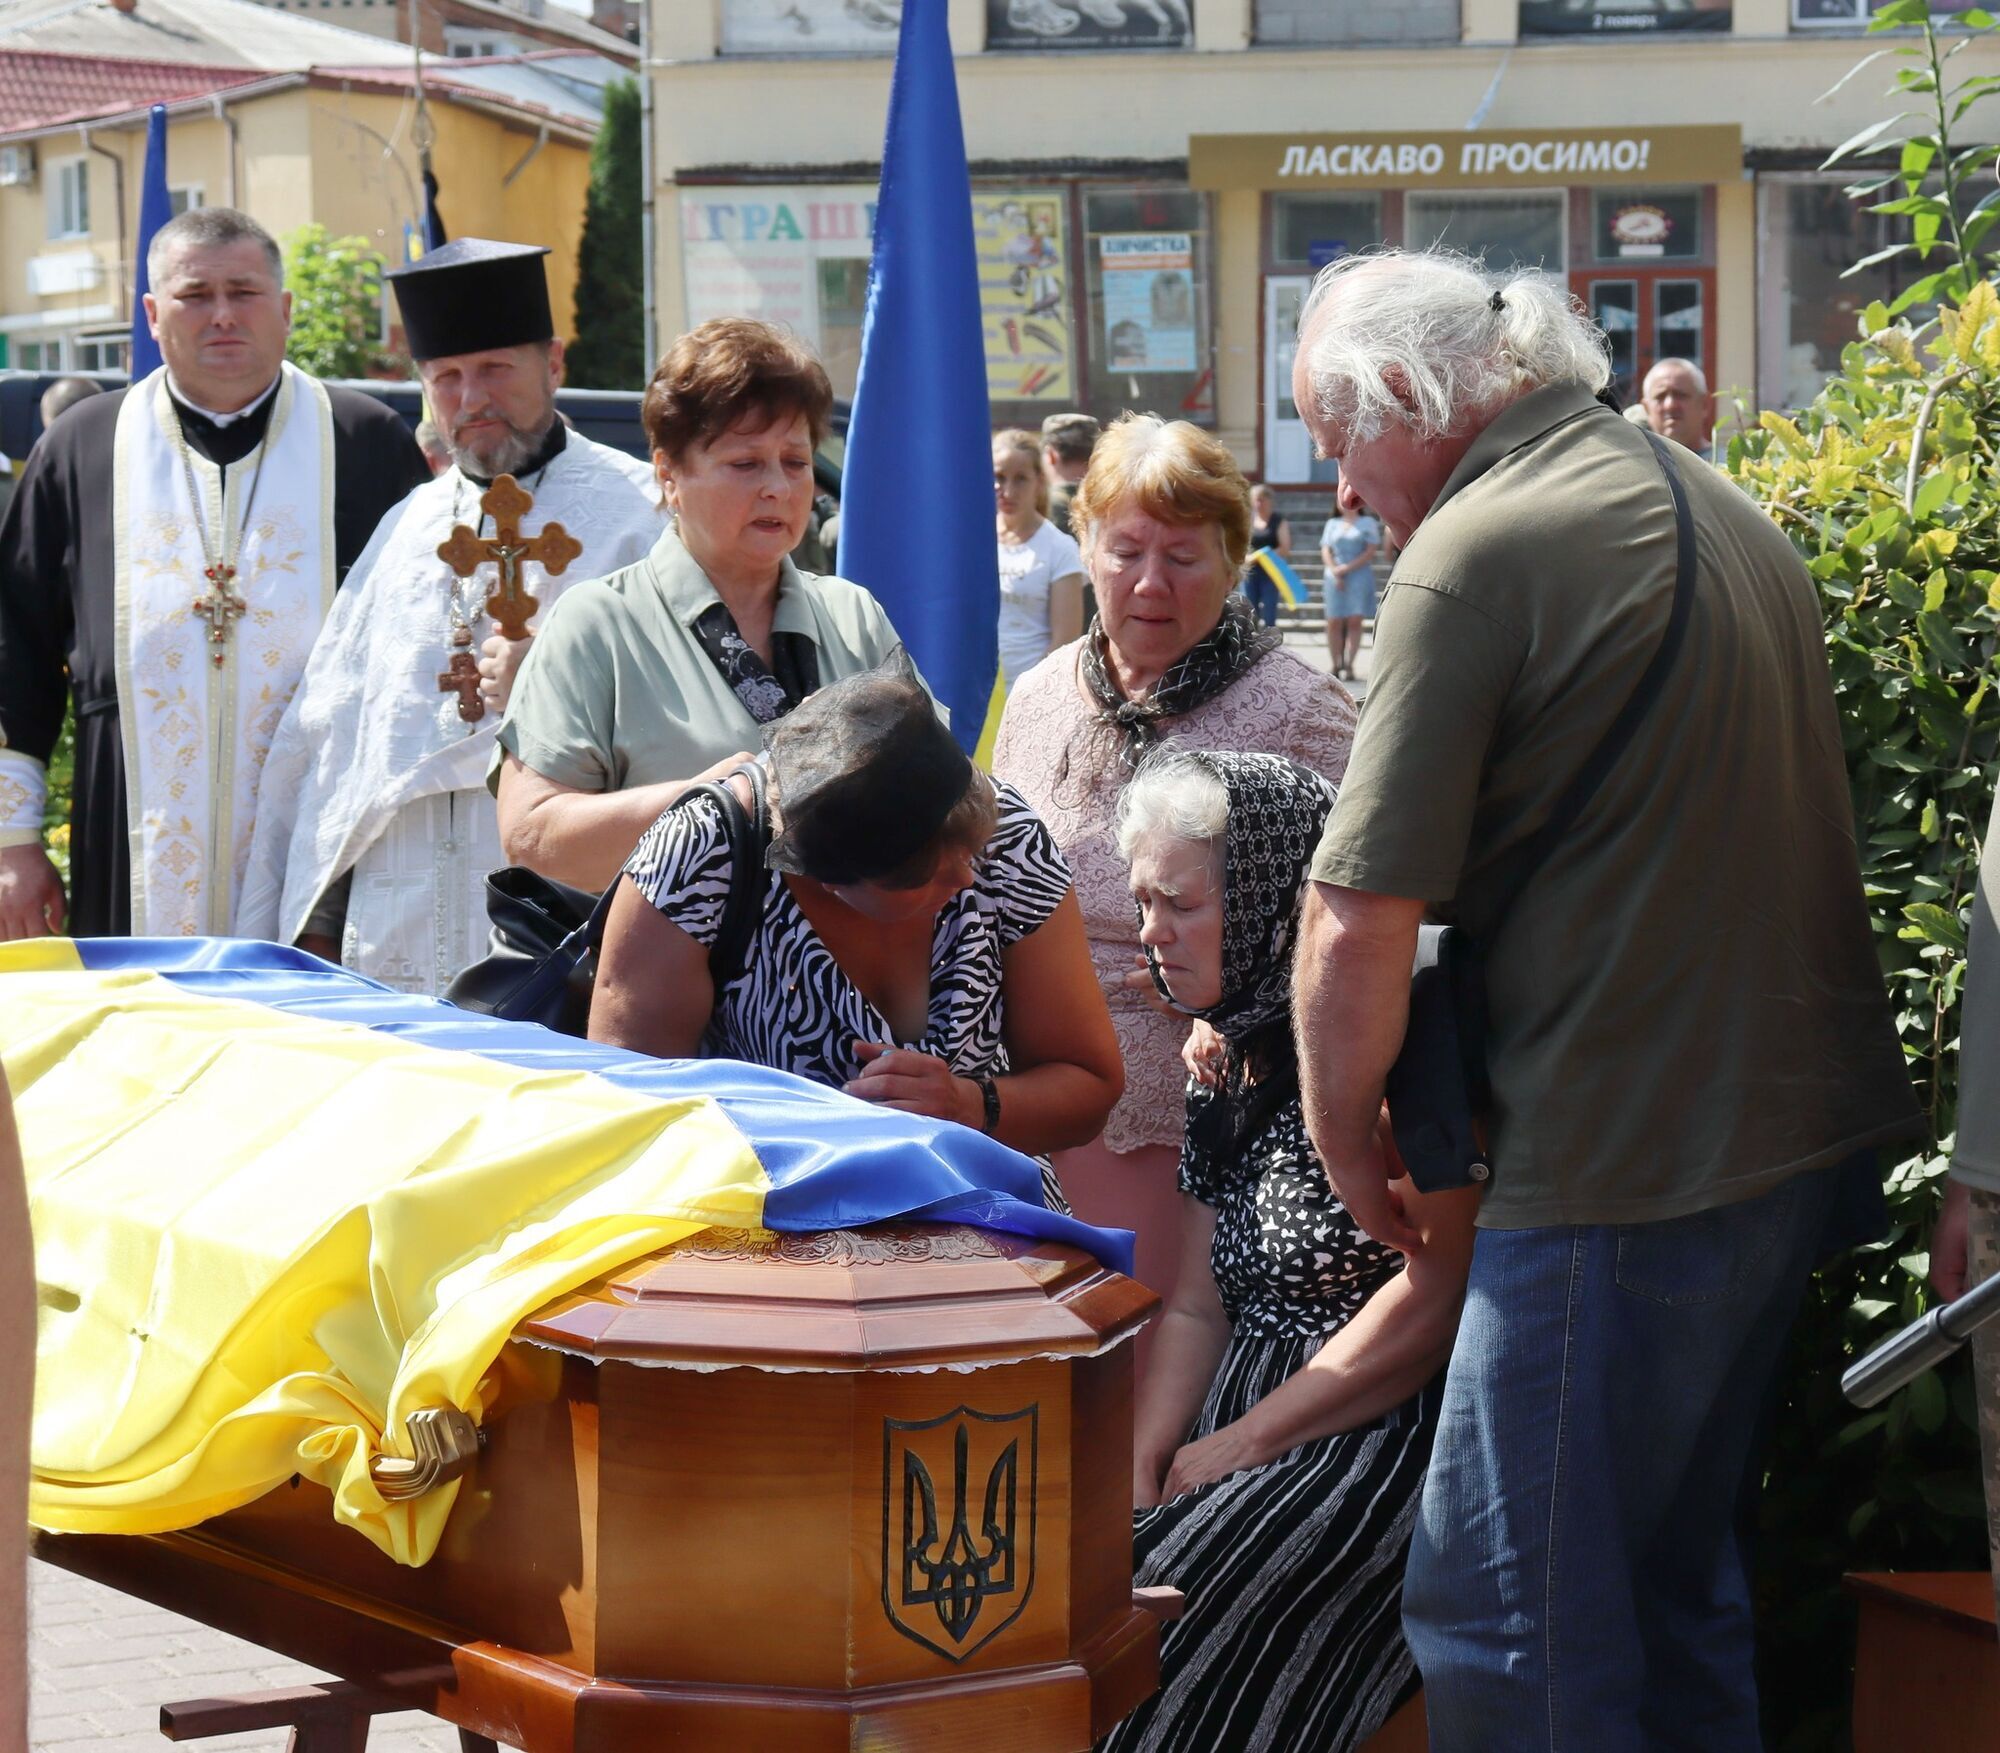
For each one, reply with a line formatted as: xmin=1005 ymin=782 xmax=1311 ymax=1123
xmin=30 ymin=1560 xmax=466 ymax=1752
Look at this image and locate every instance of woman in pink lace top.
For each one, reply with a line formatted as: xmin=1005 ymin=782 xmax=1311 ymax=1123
xmin=994 ymin=416 xmax=1356 ymax=1360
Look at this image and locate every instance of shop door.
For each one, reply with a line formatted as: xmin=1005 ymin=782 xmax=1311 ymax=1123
xmin=1571 ymin=267 xmax=1716 ymax=407
xmin=1262 ymin=276 xmax=1338 ymax=485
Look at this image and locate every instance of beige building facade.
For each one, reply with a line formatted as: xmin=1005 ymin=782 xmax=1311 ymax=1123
xmin=0 ymin=76 xmax=593 ymax=373
xmin=649 ymin=0 xmax=2000 ymax=481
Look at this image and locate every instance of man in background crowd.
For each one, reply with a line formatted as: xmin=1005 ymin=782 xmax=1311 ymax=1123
xmin=1641 ymin=357 xmax=1717 ymax=456
xmin=1040 ymin=411 xmax=1099 ymax=538
xmin=36 ymin=376 xmax=99 ymax=434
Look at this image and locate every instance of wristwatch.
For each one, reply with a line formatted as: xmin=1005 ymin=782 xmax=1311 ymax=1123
xmin=974 ymin=1074 xmax=1001 ymax=1136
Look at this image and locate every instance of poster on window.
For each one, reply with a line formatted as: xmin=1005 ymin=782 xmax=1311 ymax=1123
xmin=721 ymin=0 xmax=900 ymax=54
xmin=1098 ymin=233 xmax=1195 ymax=373
xmin=1519 ymin=0 xmax=1728 ymax=31
xmin=679 ymin=186 xmax=878 ymax=391
xmin=975 ymin=191 xmax=1075 ymax=403
xmin=986 ymin=0 xmax=1191 ymax=51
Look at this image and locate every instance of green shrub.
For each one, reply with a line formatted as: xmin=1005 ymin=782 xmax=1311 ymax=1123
xmin=1727 ymin=8 xmax=2000 ymax=1736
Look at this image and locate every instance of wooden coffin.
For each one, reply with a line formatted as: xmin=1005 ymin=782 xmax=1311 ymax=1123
xmin=37 ymin=1221 xmax=1162 ymax=1753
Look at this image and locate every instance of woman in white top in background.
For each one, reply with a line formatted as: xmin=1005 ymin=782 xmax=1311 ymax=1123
xmin=994 ymin=427 xmax=1086 ymax=692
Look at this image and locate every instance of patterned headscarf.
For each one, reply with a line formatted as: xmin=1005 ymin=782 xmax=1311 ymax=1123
xmin=1143 ymin=750 xmax=1338 ymax=1045
xmin=1081 ymin=591 xmax=1282 ymax=768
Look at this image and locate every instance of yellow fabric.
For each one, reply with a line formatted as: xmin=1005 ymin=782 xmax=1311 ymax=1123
xmin=974 ymin=666 xmax=1008 ymax=772
xmin=1252 ymin=548 xmax=1301 ymax=607
xmin=7 ymin=959 xmax=769 ymax=1566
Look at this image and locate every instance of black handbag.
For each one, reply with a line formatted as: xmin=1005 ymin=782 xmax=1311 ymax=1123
xmin=443 ymin=763 xmax=770 ymax=1037
xmin=1386 ymin=430 xmax=1698 ymax=1194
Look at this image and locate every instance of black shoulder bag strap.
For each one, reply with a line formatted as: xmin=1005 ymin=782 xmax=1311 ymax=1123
xmin=1389 ymin=430 xmax=1698 ymax=1192
xmin=1484 ymin=428 xmax=1699 ymax=927
xmin=573 ymin=760 xmax=771 ymax=980
xmin=708 ymin=759 xmax=771 ymax=987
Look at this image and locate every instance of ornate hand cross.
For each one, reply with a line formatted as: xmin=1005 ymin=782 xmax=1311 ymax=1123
xmin=192 ymin=565 xmax=248 ymax=669
xmin=435 ymin=474 xmax=583 ymax=642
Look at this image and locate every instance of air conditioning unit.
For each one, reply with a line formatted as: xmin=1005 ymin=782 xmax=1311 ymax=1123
xmin=0 ymin=145 xmax=36 ymax=187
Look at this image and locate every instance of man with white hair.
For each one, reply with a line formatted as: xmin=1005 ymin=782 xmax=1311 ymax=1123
xmin=1287 ymin=250 xmax=1918 ymax=1744
xmin=1641 ymin=355 xmax=1717 ymax=455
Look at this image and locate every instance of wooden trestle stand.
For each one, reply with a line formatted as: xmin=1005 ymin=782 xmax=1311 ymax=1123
xmin=36 ymin=1223 xmax=1166 ymax=1752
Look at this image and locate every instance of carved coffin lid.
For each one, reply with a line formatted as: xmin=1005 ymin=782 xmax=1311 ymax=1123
xmin=517 ymin=1224 xmax=1156 ymax=1373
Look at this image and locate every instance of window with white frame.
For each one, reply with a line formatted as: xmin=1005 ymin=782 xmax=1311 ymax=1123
xmin=15 ymin=339 xmax=61 ymax=370
xmin=72 ymin=333 xmax=127 ymax=372
xmin=47 ymin=159 xmax=89 ymax=240
xmin=1795 ymin=0 xmax=1982 ymax=23
xmin=168 ymin=184 xmax=204 ymax=217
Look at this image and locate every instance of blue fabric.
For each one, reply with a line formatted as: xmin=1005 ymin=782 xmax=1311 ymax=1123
xmin=67 ymin=938 xmax=1134 ymax=1277
xmin=1239 ymin=572 xmax=1278 ymax=627
xmin=834 ymin=1 xmax=996 ymax=752
xmin=1402 ymin=1168 xmax=1843 ymax=1751
xmin=129 ymin=107 xmax=171 ymax=380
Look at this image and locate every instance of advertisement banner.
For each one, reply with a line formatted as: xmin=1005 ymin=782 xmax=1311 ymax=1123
xmin=1520 ymin=0 xmax=1728 ymax=31
xmin=986 ymin=0 xmax=1190 ymax=50
xmin=974 ymin=190 xmax=1075 ymax=403
xmin=721 ymin=0 xmax=900 ymax=54
xmin=1099 ymin=233 xmax=1195 ymax=374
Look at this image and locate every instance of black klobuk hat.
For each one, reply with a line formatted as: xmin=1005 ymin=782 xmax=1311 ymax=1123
xmin=386 ymin=238 xmax=553 ymax=363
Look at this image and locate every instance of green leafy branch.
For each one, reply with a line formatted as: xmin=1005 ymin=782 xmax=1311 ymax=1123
xmin=1824 ymin=0 xmax=2000 ymax=315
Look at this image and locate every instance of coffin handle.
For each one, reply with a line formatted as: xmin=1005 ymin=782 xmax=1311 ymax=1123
xmin=370 ymin=1408 xmax=483 ymax=1502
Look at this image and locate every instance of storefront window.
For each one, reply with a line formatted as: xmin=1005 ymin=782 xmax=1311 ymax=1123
xmin=1589 ymin=281 xmax=1639 ymax=394
xmin=1756 ymin=174 xmax=1926 ymax=410
xmin=1269 ymin=194 xmax=1385 ymax=268
xmin=1255 ymin=0 xmax=1456 ymax=44
xmin=1795 ymin=0 xmax=1985 ymax=24
xmin=720 ymin=0 xmax=899 ymax=54
xmin=679 ymin=184 xmax=878 ymax=397
xmin=1522 ymin=0 xmax=1729 ymax=31
xmin=979 ymin=188 xmax=1081 ymax=420
xmin=1404 ymin=191 xmax=1565 ymax=272
xmin=1654 ymin=279 xmax=1703 ymax=365
xmin=987 ymin=0 xmax=1191 ymax=49
xmin=1082 ymin=187 xmax=1215 ymax=426
xmin=1591 ymin=189 xmax=1703 ymax=262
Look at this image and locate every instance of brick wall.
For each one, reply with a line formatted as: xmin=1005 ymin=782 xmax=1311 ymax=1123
xmin=1254 ymin=0 xmax=1459 ymax=45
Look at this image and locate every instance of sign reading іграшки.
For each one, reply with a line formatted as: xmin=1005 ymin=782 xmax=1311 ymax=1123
xmin=1190 ymin=126 xmax=1743 ymax=192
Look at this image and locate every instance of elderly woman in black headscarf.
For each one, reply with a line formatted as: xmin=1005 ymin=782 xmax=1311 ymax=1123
xmin=1102 ymin=747 xmax=1478 ymax=1753
xmin=587 ymin=659 xmax=1123 ymax=1203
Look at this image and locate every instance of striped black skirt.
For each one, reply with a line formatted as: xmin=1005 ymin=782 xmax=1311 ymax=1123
xmin=1098 ymin=1331 xmax=1439 ymax=1753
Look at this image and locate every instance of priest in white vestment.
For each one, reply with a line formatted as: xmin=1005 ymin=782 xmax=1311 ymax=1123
xmin=238 ymin=241 xmax=663 ymax=993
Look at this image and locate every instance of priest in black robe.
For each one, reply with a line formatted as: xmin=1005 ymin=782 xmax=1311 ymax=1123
xmin=0 ymin=206 xmax=426 ymax=940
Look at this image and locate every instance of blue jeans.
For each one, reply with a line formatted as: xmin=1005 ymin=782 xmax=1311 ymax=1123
xmin=1239 ymin=571 xmax=1279 ymax=626
xmin=1403 ymin=1168 xmax=1841 ymax=1752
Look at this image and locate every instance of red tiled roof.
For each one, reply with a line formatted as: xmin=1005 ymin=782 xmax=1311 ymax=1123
xmin=0 ymin=50 xmax=262 ymax=131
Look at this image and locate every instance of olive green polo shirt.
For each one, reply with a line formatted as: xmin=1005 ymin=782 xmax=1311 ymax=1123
xmin=493 ymin=525 xmax=907 ymax=794
xmin=1954 ymin=788 xmax=2000 ymax=1193
xmin=1312 ymin=383 xmax=1919 ymax=1228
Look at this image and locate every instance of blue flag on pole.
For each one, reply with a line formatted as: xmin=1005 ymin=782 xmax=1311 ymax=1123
xmin=129 ymin=105 xmax=171 ymax=380
xmin=837 ymin=3 xmax=996 ymax=754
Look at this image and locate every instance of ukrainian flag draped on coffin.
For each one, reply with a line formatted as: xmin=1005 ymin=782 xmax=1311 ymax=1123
xmin=7 ymin=940 xmax=1131 ymax=1568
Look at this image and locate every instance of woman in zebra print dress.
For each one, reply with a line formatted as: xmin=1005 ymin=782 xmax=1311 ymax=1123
xmin=1103 ymin=748 xmax=1480 ymax=1753
xmin=589 ymin=663 xmax=1124 ymax=1184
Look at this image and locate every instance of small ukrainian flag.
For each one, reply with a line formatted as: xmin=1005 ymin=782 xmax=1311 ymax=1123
xmin=1250 ymin=547 xmax=1304 ymax=608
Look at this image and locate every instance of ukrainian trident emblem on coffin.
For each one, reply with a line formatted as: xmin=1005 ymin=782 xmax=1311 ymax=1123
xmin=882 ymin=1404 xmax=1039 ymax=1661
